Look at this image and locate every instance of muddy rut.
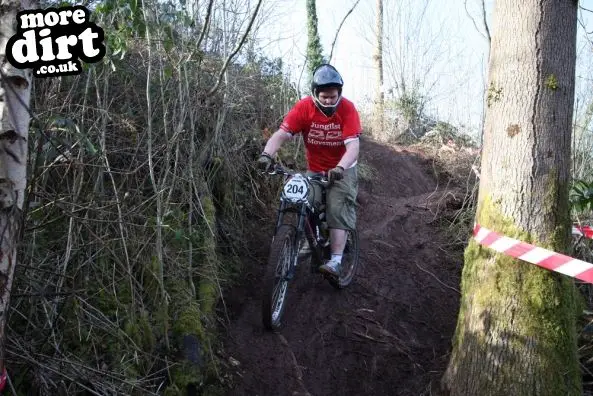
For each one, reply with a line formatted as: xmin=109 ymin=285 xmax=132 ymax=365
xmin=218 ymin=138 xmax=463 ymax=396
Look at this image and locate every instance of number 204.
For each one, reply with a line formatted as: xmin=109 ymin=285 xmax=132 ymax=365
xmin=287 ymin=184 xmax=304 ymax=194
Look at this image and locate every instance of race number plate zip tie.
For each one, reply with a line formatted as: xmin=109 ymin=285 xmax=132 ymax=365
xmin=0 ymin=367 xmax=7 ymax=392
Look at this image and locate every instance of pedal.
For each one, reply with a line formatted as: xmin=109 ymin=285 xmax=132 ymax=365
xmin=298 ymin=250 xmax=312 ymax=258
xmin=319 ymin=269 xmax=339 ymax=279
xmin=298 ymin=245 xmax=312 ymax=255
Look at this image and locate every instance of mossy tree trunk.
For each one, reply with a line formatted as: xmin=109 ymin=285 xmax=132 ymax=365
xmin=442 ymin=1 xmax=581 ymax=395
xmin=0 ymin=0 xmax=33 ymax=381
xmin=373 ymin=0 xmax=384 ymax=140
xmin=306 ymin=0 xmax=325 ymax=79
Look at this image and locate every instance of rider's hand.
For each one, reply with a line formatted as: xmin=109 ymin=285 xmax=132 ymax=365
xmin=328 ymin=166 xmax=344 ymax=182
xmin=257 ymin=152 xmax=274 ymax=173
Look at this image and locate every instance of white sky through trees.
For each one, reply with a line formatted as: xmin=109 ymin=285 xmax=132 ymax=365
xmin=255 ymin=0 xmax=593 ymax=139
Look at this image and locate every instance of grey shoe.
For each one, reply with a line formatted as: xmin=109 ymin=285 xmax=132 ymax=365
xmin=319 ymin=258 xmax=341 ymax=277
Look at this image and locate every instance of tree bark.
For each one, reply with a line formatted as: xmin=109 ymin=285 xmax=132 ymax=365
xmin=306 ymin=0 xmax=325 ymax=78
xmin=0 ymin=0 xmax=33 ymax=379
xmin=443 ymin=1 xmax=580 ymax=395
xmin=373 ymin=0 xmax=385 ymax=140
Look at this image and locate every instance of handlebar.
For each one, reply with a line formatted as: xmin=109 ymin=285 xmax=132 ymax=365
xmin=265 ymin=164 xmax=330 ymax=187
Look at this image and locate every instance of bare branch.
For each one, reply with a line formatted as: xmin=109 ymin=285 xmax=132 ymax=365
xmin=464 ymin=0 xmax=489 ymax=43
xmin=329 ymin=0 xmax=361 ymax=63
xmin=578 ymin=14 xmax=593 ymax=42
xmin=196 ymin=0 xmax=215 ymax=50
xmin=203 ymin=0 xmax=263 ymax=97
xmin=578 ymin=4 xmax=593 ymax=36
xmin=481 ymin=0 xmax=491 ymax=43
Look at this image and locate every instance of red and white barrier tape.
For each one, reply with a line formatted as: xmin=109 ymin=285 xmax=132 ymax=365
xmin=573 ymin=225 xmax=593 ymax=239
xmin=473 ymin=224 xmax=593 ymax=283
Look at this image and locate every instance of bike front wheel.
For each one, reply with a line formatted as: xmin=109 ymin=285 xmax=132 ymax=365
xmin=262 ymin=224 xmax=298 ymax=331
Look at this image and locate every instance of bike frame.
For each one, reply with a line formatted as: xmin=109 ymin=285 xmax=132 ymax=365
xmin=273 ymin=180 xmax=329 ymax=272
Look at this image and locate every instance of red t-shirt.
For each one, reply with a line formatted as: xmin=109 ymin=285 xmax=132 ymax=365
xmin=279 ymin=96 xmax=362 ymax=172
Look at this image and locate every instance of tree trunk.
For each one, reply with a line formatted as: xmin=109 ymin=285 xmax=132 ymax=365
xmin=306 ymin=0 xmax=325 ymax=78
xmin=373 ymin=0 xmax=385 ymax=140
xmin=0 ymin=0 xmax=33 ymax=384
xmin=442 ymin=1 xmax=580 ymax=395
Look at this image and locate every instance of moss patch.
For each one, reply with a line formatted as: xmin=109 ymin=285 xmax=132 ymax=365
xmin=448 ymin=195 xmax=581 ymax=394
xmin=545 ymin=74 xmax=559 ymax=90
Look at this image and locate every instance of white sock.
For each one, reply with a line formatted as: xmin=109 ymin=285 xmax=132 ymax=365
xmin=331 ymin=254 xmax=342 ymax=263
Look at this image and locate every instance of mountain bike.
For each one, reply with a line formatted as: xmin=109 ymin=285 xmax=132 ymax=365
xmin=261 ymin=164 xmax=360 ymax=331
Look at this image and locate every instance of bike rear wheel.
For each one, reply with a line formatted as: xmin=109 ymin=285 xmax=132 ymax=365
xmin=327 ymin=229 xmax=360 ymax=289
xmin=262 ymin=225 xmax=297 ymax=330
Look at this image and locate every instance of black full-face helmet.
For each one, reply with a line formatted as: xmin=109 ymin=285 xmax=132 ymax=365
xmin=311 ymin=64 xmax=344 ymax=117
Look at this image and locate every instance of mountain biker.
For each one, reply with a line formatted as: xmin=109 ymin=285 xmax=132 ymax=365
xmin=257 ymin=63 xmax=362 ymax=278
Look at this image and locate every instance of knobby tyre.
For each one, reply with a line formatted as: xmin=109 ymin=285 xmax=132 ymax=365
xmin=327 ymin=229 xmax=360 ymax=289
xmin=262 ymin=224 xmax=298 ymax=330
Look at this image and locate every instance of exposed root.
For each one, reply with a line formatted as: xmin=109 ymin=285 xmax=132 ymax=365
xmin=277 ymin=334 xmax=312 ymax=396
xmin=415 ymin=262 xmax=460 ymax=294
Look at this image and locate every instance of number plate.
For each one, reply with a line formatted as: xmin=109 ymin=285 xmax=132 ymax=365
xmin=282 ymin=174 xmax=309 ymax=203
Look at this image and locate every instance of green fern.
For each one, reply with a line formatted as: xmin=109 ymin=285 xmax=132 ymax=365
xmin=570 ymin=179 xmax=593 ymax=214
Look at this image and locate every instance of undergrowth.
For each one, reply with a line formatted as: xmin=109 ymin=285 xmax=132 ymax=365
xmin=7 ymin=1 xmax=297 ymax=394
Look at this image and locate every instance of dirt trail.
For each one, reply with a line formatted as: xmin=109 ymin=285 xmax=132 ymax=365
xmin=218 ymin=138 xmax=463 ymax=396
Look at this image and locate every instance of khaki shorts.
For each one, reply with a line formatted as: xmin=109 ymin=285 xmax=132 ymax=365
xmin=306 ymin=166 xmax=358 ymax=230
